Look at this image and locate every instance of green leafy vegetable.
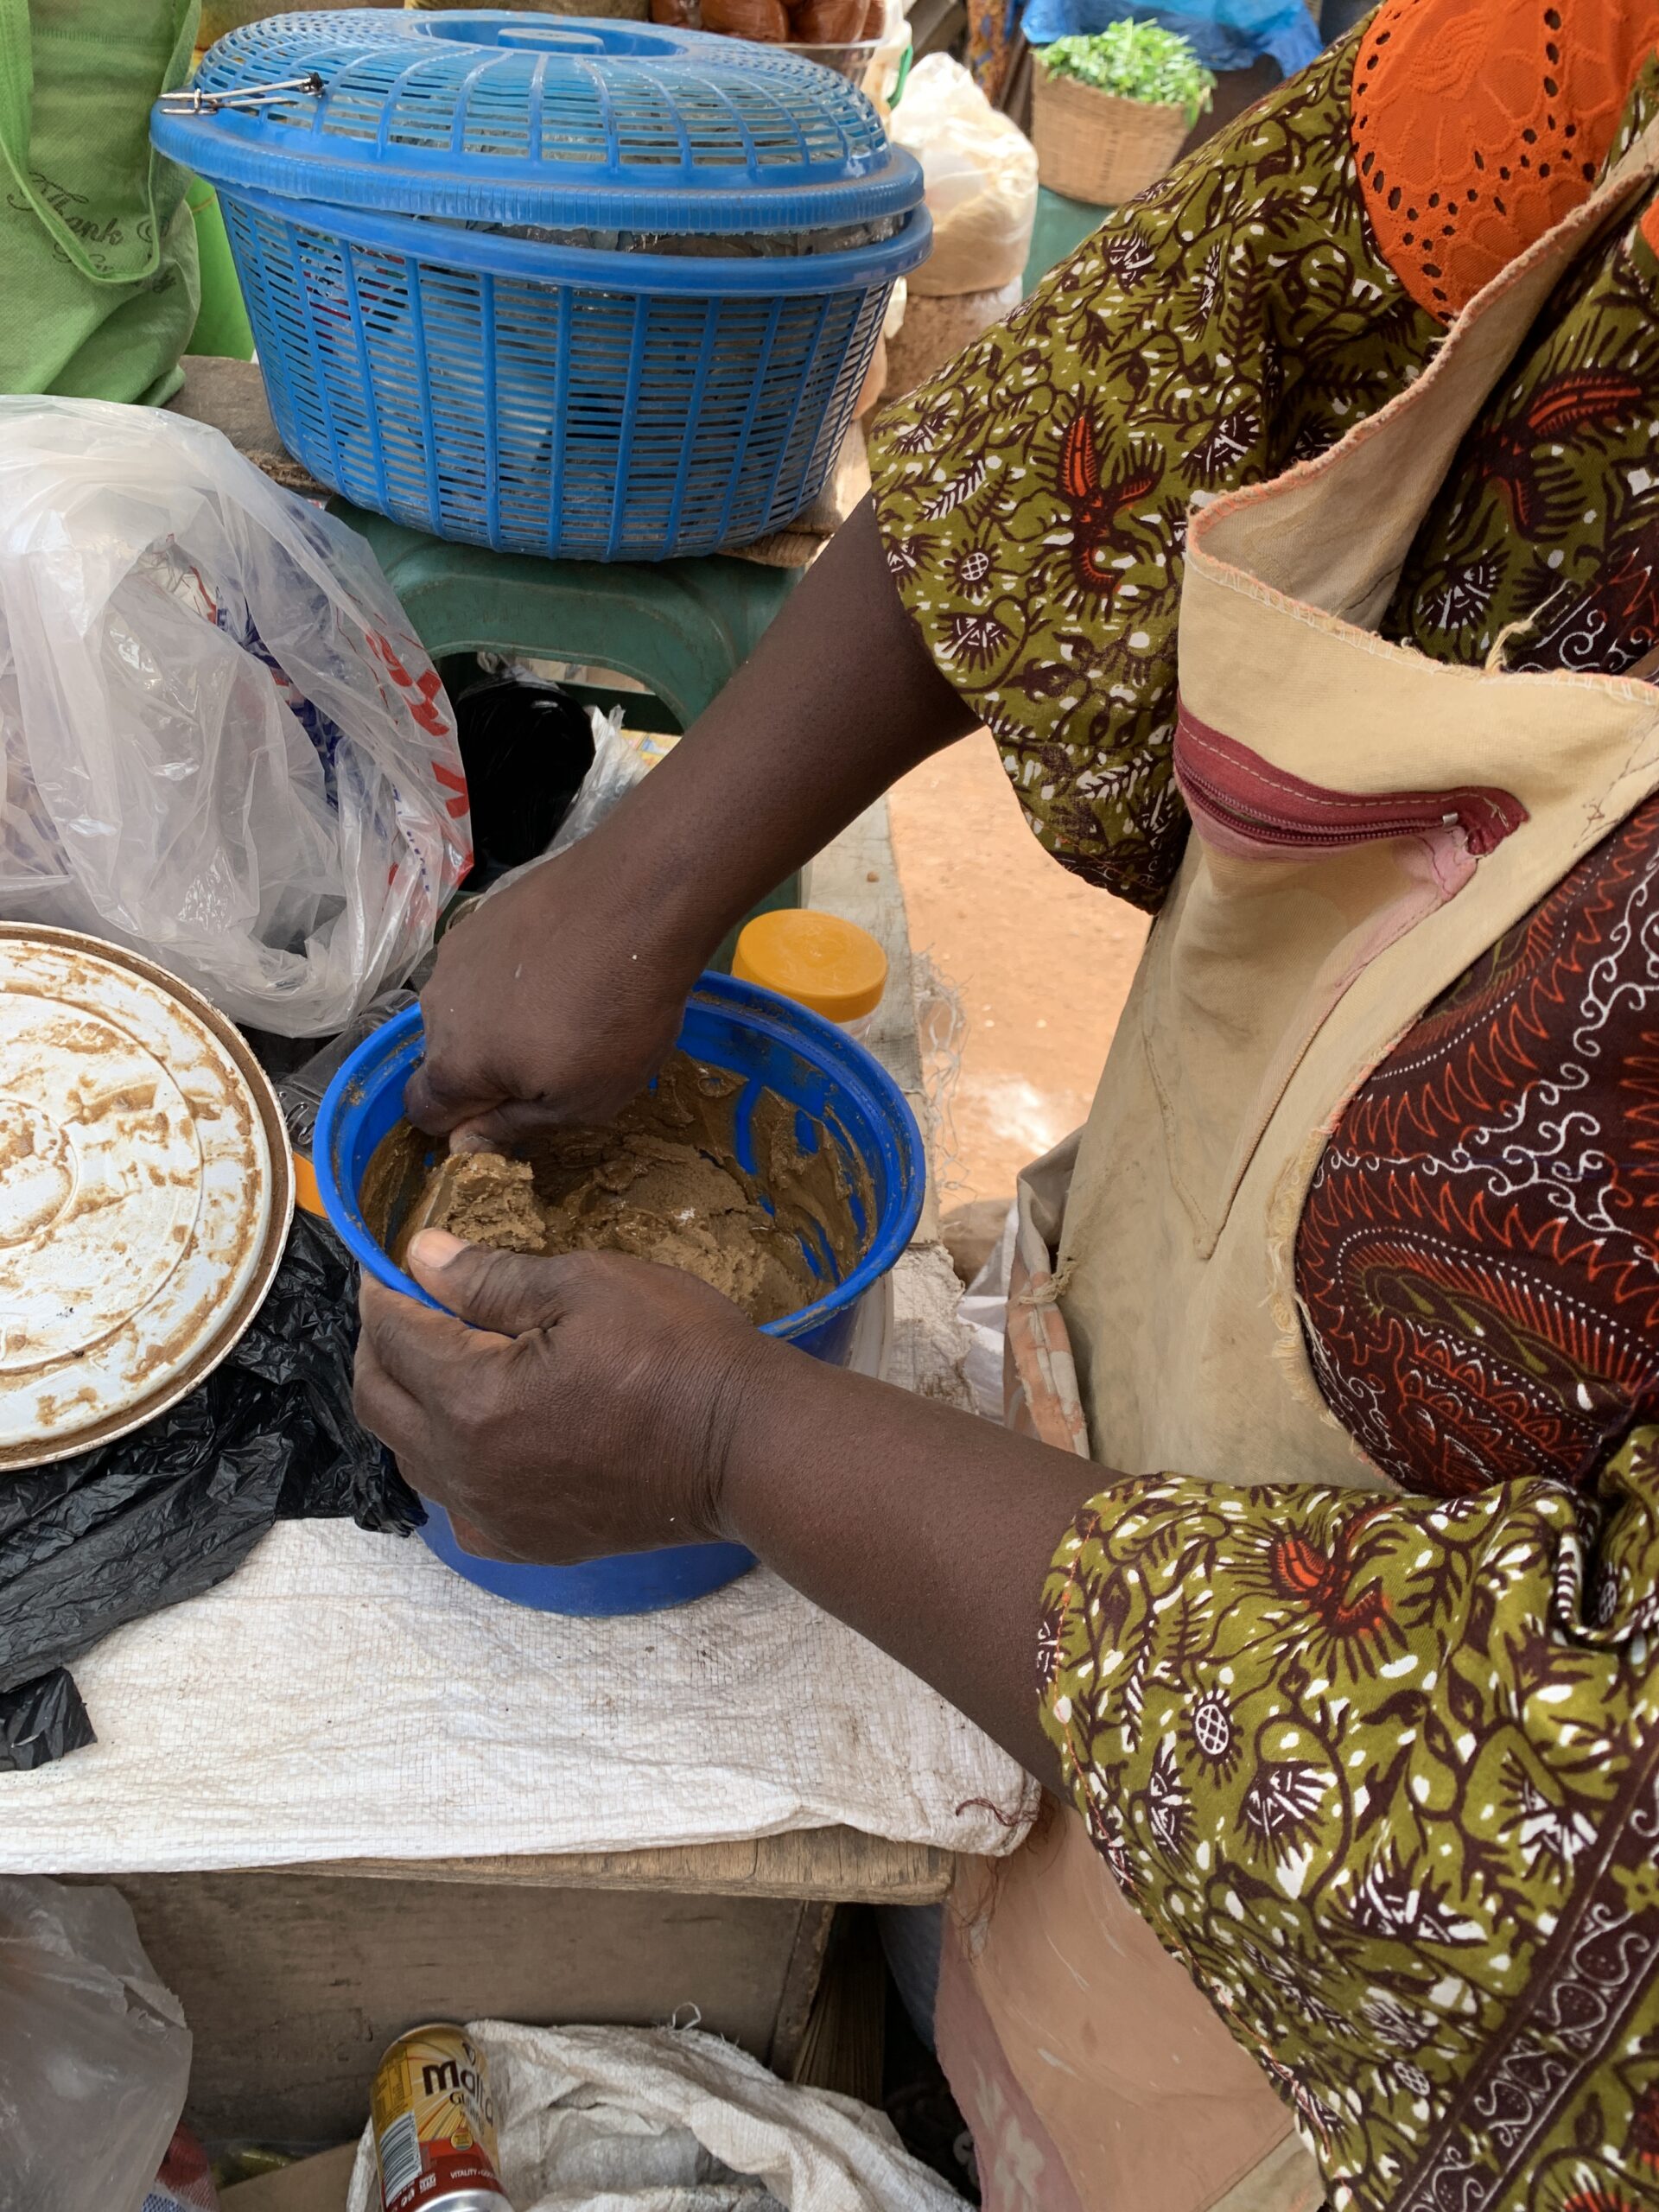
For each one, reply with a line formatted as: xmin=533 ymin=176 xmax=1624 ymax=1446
xmin=1039 ymin=22 xmax=1216 ymax=125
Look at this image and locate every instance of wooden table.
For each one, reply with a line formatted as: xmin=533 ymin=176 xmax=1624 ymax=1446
xmin=105 ymin=1829 xmax=950 ymax=2140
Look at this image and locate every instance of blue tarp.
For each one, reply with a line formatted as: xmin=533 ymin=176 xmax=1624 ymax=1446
xmin=1021 ymin=0 xmax=1322 ymax=76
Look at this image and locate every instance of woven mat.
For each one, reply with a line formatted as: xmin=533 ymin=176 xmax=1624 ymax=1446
xmin=0 ymin=1233 xmax=1033 ymax=1876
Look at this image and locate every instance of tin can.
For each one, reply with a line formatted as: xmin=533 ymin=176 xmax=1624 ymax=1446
xmin=372 ymin=2024 xmax=511 ymax=2212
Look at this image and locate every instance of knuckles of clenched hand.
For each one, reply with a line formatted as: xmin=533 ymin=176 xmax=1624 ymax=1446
xmin=403 ymin=849 xmax=696 ymax=1146
xmin=352 ymin=1238 xmax=772 ymax=1567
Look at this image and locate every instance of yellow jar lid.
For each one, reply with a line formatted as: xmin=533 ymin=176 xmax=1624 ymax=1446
xmin=292 ymin=1149 xmax=327 ymax=1220
xmin=732 ymin=909 xmax=888 ymax=1024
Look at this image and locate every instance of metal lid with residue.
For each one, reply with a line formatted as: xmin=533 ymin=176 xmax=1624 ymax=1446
xmin=0 ymin=927 xmax=293 ymax=1470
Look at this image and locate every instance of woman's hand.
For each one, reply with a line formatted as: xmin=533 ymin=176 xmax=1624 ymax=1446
xmin=403 ymin=499 xmax=974 ymax=1148
xmin=353 ymin=1220 xmax=1097 ymax=1787
xmin=353 ymin=1230 xmax=778 ymax=1561
xmin=404 ymin=838 xmax=701 ymax=1147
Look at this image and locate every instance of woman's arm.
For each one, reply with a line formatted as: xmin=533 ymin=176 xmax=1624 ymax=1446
xmin=406 ymin=499 xmax=976 ymax=1146
xmin=353 ymin=1233 xmax=1098 ymax=1781
xmin=410 ymin=16 xmax=1458 ymax=1151
xmin=351 ymin=1198 xmax=1659 ymax=2209
xmin=715 ymin=1313 xmax=1089 ymax=1777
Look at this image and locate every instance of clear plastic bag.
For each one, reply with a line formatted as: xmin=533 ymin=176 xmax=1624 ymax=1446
xmin=477 ymin=708 xmax=678 ymax=907
xmin=0 ymin=1876 xmax=192 ymax=2212
xmin=0 ymin=397 xmax=472 ymax=1036
xmin=889 ymin=57 xmax=1038 ymax=298
xmin=546 ymin=709 xmax=677 ymax=859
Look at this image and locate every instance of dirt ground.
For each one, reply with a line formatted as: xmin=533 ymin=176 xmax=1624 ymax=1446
xmin=887 ymin=731 xmax=1150 ymax=1205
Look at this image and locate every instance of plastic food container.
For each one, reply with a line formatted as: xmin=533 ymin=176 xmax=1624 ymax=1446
xmin=780 ymin=34 xmax=908 ymax=102
xmin=313 ymin=971 xmax=924 ymax=1613
xmin=0 ymin=926 xmax=293 ymax=1471
xmin=151 ymin=10 xmax=931 ymax=562
xmin=731 ymin=907 xmax=887 ymax=1038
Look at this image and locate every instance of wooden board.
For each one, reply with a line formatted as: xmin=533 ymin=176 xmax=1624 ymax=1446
xmin=281 ymin=1824 xmax=954 ymax=1902
xmin=106 ymin=1870 xmax=836 ymax=2142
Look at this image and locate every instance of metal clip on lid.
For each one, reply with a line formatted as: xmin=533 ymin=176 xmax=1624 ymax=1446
xmin=157 ymin=72 xmax=322 ymax=116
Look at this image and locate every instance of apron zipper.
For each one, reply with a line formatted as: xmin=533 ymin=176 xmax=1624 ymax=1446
xmin=1174 ymin=700 xmax=1526 ymax=858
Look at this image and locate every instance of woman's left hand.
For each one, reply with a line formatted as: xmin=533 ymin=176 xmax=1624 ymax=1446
xmin=353 ymin=1231 xmax=774 ymax=1562
xmin=357 ymin=1224 xmax=1096 ymax=1789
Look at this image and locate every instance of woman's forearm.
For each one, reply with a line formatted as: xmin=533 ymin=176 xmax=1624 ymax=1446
xmin=358 ymin=1238 xmax=1100 ymax=1784
xmin=713 ymin=1338 xmax=1103 ymax=1783
xmin=407 ymin=498 xmax=977 ymax=1140
xmin=581 ymin=496 xmax=977 ymax=965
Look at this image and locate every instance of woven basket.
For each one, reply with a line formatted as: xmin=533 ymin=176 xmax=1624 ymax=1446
xmin=1029 ymin=64 xmax=1190 ymax=205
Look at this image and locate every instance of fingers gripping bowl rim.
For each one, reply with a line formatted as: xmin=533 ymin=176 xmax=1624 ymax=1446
xmin=314 ymin=971 xmax=925 ymax=1615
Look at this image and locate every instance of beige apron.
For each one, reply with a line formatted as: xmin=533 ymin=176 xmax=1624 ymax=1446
xmin=938 ymin=118 xmax=1659 ymax=2212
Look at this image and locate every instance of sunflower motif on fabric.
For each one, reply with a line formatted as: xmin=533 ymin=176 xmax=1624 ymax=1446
xmin=1039 ymin=1430 xmax=1659 ymax=2210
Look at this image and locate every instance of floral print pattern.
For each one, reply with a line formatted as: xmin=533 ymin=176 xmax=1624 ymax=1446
xmin=871 ymin=5 xmax=1659 ymax=2202
xmin=1382 ymin=60 xmax=1659 ymax=677
xmin=1039 ymin=1429 xmax=1659 ymax=2209
xmin=872 ymin=24 xmax=1442 ymax=909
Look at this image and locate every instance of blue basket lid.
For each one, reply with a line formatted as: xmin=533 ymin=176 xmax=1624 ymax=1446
xmin=152 ymin=9 xmax=925 ymax=235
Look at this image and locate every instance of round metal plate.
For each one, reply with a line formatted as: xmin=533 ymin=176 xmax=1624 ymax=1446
xmin=0 ymin=926 xmax=294 ymax=1470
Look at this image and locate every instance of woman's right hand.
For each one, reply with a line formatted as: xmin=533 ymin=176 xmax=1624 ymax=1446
xmin=402 ymin=826 xmax=702 ymax=1146
xmin=402 ymin=498 xmax=975 ymax=1147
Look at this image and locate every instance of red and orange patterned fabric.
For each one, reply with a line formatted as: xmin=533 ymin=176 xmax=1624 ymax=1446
xmin=1310 ymin=60 xmax=1659 ymax=1500
xmin=1300 ymin=798 xmax=1659 ymax=1499
xmin=874 ymin=3 xmax=1659 ymax=905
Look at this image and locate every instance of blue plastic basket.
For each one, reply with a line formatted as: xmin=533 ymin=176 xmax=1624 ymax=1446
xmin=313 ymin=972 xmax=925 ymax=1614
xmin=152 ymin=11 xmax=930 ymax=560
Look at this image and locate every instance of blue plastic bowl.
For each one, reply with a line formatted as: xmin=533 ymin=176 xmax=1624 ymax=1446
xmin=315 ymin=972 xmax=924 ymax=1614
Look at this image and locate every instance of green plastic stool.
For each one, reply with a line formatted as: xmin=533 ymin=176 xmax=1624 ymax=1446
xmin=329 ymin=500 xmax=805 ymax=957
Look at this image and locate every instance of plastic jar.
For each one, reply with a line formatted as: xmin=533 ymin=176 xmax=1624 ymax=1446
xmin=731 ymin=908 xmax=888 ymax=1039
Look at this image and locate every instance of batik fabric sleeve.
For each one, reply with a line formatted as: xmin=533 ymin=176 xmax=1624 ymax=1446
xmin=868 ymin=0 xmax=1659 ymax=910
xmin=869 ymin=22 xmax=1442 ymax=911
xmin=1038 ymin=1431 xmax=1659 ymax=2212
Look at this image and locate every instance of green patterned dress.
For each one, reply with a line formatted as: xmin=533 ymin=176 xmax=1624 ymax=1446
xmin=872 ymin=9 xmax=1659 ymax=2205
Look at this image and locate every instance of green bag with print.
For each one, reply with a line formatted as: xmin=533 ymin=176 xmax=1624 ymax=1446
xmin=0 ymin=0 xmax=200 ymax=404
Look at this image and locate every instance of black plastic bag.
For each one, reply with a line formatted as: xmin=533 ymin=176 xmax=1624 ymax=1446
xmin=0 ymin=1671 xmax=94 ymax=1770
xmin=0 ymin=1214 xmax=422 ymax=1771
xmin=450 ymin=663 xmax=596 ymax=874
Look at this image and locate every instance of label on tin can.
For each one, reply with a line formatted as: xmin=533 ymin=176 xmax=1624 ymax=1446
xmin=372 ymin=2024 xmax=509 ymax=2212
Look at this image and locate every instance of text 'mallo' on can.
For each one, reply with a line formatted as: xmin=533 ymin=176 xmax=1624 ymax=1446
xmin=372 ymin=2024 xmax=512 ymax=2212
